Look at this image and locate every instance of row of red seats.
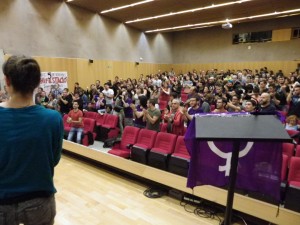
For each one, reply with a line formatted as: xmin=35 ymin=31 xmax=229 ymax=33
xmin=287 ymin=156 xmax=300 ymax=188
xmin=84 ymin=112 xmax=120 ymax=141
xmin=280 ymin=141 xmax=300 ymax=212
xmin=108 ymin=126 xmax=190 ymax=177
xmin=282 ymin=142 xmax=300 ymax=166
xmin=284 ymin=155 xmax=300 ymax=212
xmin=63 ymin=112 xmax=120 ymax=146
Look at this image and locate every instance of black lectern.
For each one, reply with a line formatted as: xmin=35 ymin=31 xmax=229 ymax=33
xmin=194 ymin=114 xmax=291 ymax=225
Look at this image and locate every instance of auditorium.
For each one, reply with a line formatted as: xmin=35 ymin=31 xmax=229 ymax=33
xmin=0 ymin=1 xmax=300 ymax=225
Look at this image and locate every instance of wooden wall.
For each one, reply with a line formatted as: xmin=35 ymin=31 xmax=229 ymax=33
xmin=33 ymin=56 xmax=170 ymax=92
xmin=172 ymin=60 xmax=299 ymax=76
xmin=4 ymin=55 xmax=298 ymax=92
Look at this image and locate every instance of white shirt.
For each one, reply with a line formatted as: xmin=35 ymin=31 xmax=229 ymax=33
xmin=102 ymin=88 xmax=114 ymax=105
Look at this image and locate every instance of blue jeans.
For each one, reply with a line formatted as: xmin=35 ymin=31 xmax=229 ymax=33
xmin=0 ymin=195 xmax=56 ymax=225
xmin=67 ymin=127 xmax=83 ymax=144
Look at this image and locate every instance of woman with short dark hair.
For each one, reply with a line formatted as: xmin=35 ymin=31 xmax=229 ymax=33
xmin=0 ymin=55 xmax=63 ymax=225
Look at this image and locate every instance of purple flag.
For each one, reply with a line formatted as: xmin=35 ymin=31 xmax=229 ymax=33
xmin=185 ymin=117 xmax=282 ymax=201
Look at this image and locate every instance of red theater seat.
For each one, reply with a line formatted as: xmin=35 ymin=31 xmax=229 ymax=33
xmin=63 ymin=114 xmax=71 ymax=133
xmin=131 ymin=129 xmax=157 ymax=164
xmin=95 ymin=113 xmax=106 ymax=127
xmin=97 ymin=114 xmax=120 ymax=141
xmin=108 ymin=126 xmax=140 ymax=158
xmin=81 ymin=118 xmax=96 ymax=146
xmin=286 ymin=129 xmax=300 ymax=144
xmin=168 ymin=136 xmax=190 ymax=177
xmin=285 ymin=157 xmax=300 ymax=212
xmin=288 ymin=157 xmax=300 ymax=188
xmin=84 ymin=111 xmax=98 ymax=120
xmin=147 ymin=132 xmax=177 ymax=170
xmin=281 ymin=154 xmax=288 ymax=182
xmin=295 ymin=145 xmax=300 ymax=157
xmin=282 ymin=143 xmax=295 ymax=166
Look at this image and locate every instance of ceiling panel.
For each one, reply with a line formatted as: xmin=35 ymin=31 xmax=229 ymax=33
xmin=65 ymin=0 xmax=300 ymax=32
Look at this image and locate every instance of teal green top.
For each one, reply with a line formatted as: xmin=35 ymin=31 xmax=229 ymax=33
xmin=0 ymin=105 xmax=63 ymax=202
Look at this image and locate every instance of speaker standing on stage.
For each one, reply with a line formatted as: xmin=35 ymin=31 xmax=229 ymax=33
xmin=0 ymin=55 xmax=63 ymax=225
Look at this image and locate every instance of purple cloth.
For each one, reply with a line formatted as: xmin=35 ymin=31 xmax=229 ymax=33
xmin=124 ymin=98 xmax=133 ymax=118
xmin=184 ymin=117 xmax=282 ymax=201
xmin=187 ymin=107 xmax=203 ymax=127
xmin=134 ymin=105 xmax=146 ymax=127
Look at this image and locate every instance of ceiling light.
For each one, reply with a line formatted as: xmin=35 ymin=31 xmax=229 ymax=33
xmin=101 ymin=0 xmax=153 ymax=14
xmin=277 ymin=12 xmax=300 ymax=18
xmin=145 ymin=8 xmax=300 ymax=33
xmin=126 ymin=0 xmax=251 ymax=24
xmin=190 ymin=25 xmax=213 ymax=30
xmin=222 ymin=22 xmax=233 ymax=29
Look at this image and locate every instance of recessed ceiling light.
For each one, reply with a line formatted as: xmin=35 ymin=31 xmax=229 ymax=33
xmin=101 ymin=0 xmax=154 ymax=14
xmin=145 ymin=8 xmax=300 ymax=33
xmin=126 ymin=0 xmax=251 ymax=24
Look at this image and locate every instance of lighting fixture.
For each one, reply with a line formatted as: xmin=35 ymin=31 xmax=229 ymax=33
xmin=101 ymin=0 xmax=153 ymax=14
xmin=145 ymin=8 xmax=300 ymax=33
xmin=126 ymin=0 xmax=251 ymax=24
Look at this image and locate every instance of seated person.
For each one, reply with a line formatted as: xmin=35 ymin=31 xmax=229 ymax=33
xmin=67 ymin=101 xmax=84 ymax=144
xmin=104 ymin=104 xmax=113 ymax=114
xmin=285 ymin=115 xmax=300 ymax=131
xmin=84 ymin=102 xmax=97 ymax=112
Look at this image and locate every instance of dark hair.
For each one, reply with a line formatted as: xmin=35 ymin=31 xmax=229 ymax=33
xmin=3 ymin=55 xmax=41 ymax=95
xmin=170 ymin=92 xmax=178 ymax=99
xmin=106 ymin=104 xmax=113 ymax=111
xmin=148 ymin=98 xmax=156 ymax=106
xmin=49 ymin=93 xmax=55 ymax=99
xmin=247 ymin=99 xmax=258 ymax=109
xmin=217 ymin=97 xmax=227 ymax=105
xmin=253 ymin=86 xmax=260 ymax=94
xmin=268 ymin=83 xmax=276 ymax=89
xmin=139 ymin=95 xmax=148 ymax=108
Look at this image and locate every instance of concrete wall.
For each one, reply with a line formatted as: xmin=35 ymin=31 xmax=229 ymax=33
xmin=172 ymin=16 xmax=300 ymax=64
xmin=0 ymin=0 xmax=173 ymax=63
xmin=0 ymin=0 xmax=299 ymax=67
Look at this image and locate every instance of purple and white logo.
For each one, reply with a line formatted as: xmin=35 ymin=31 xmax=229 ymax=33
xmin=207 ymin=141 xmax=254 ymax=176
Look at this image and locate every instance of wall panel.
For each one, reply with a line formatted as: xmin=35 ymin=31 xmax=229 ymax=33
xmin=172 ymin=61 xmax=298 ymax=76
xmin=31 ymin=56 xmax=170 ymax=92
xmin=273 ymin=29 xmax=292 ymax=42
xmin=4 ymin=55 xmax=297 ymax=93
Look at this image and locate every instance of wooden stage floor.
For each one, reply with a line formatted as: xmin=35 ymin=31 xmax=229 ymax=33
xmin=54 ymin=154 xmax=223 ymax=225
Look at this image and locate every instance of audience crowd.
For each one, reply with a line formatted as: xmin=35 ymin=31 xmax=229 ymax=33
xmin=1 ymin=67 xmax=300 ymax=136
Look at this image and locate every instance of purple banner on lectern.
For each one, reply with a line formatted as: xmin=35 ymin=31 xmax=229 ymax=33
xmin=184 ymin=118 xmax=282 ymax=201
